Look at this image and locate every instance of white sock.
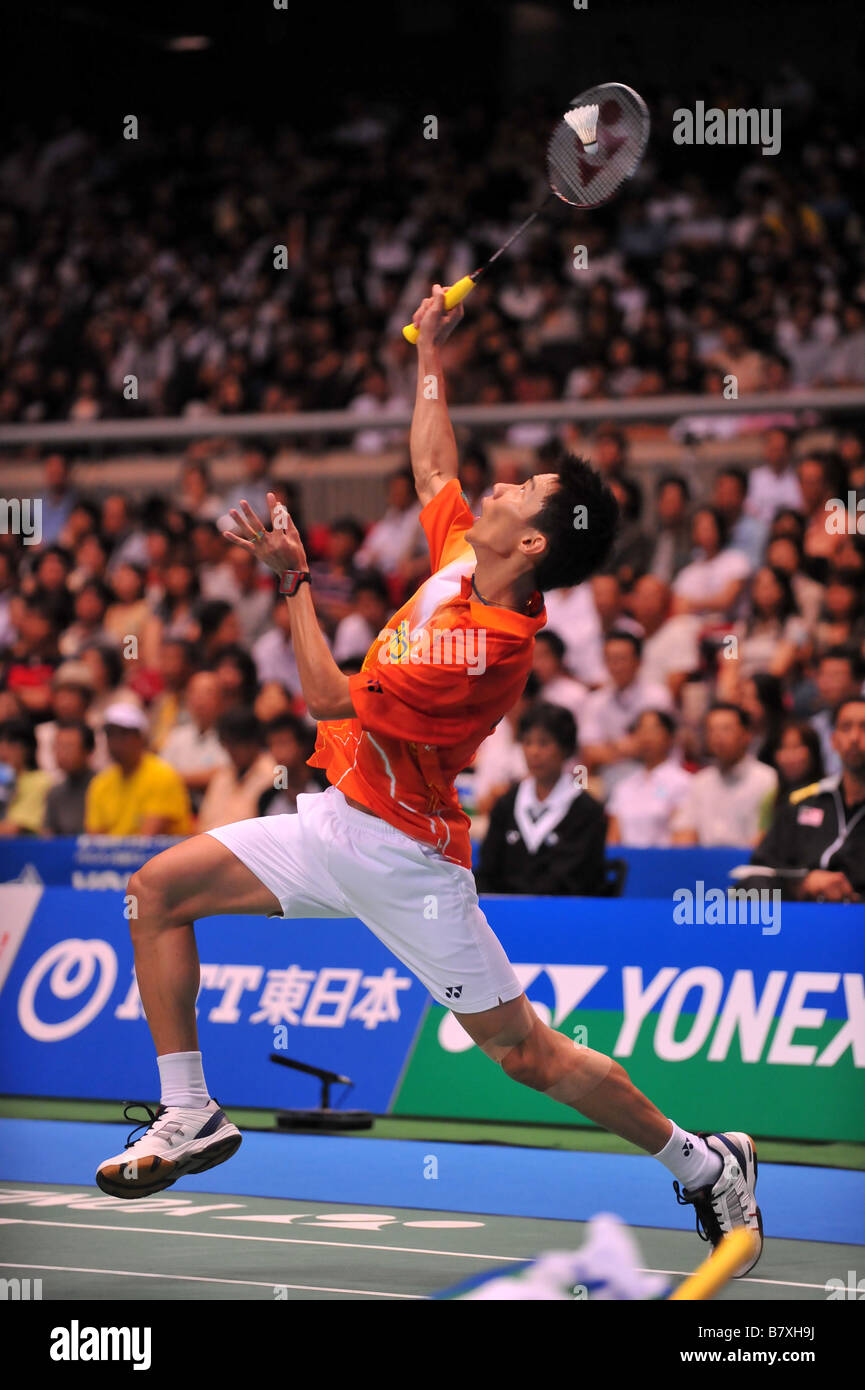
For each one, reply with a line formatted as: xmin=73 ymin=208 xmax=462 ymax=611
xmin=157 ymin=1051 xmax=210 ymax=1109
xmin=653 ymin=1120 xmax=723 ymax=1191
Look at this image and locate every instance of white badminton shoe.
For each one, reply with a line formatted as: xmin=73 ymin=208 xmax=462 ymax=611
xmin=96 ymin=1099 xmax=242 ymax=1199
xmin=673 ymin=1130 xmax=763 ymax=1276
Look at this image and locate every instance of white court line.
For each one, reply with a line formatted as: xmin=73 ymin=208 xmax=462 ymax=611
xmin=0 ymin=1262 xmax=423 ymax=1300
xmin=0 ymin=1218 xmax=830 ymax=1290
xmin=0 ymin=1218 xmax=518 ymax=1262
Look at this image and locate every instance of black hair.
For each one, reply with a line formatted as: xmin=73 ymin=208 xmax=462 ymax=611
xmin=198 ymin=600 xmax=235 ymax=643
xmin=56 ymin=718 xmax=95 ymax=754
xmin=0 ymin=717 xmax=38 ymax=768
xmin=717 ymin=465 xmax=748 ymax=495
xmin=605 ymin=628 xmax=643 ymax=658
xmin=655 ymin=472 xmax=690 ymax=501
xmin=766 ymin=530 xmax=804 ymax=564
xmin=535 ymin=629 xmax=566 ymax=662
xmin=618 ymin=476 xmax=644 ymax=523
xmin=330 ymin=517 xmax=365 ymax=547
xmin=211 ymin=644 xmax=259 ymax=703
xmin=750 ymin=565 xmax=798 ymax=622
xmin=518 ymin=701 xmax=577 ymax=756
xmin=264 ymin=712 xmax=315 ymax=757
xmin=770 ymin=507 xmax=806 ymax=540
xmin=832 ymin=695 xmax=865 ymax=728
xmin=217 ymin=709 xmax=263 ymax=745
xmin=160 ymin=636 xmax=198 ymax=666
xmin=353 ymin=570 xmax=389 ymax=604
xmin=707 ymin=701 xmax=750 ymax=730
xmin=77 ymin=578 xmax=112 ymax=608
xmin=632 ymin=707 xmax=676 ymax=737
xmin=38 ymin=545 xmax=73 ymax=571
xmin=694 ymin=505 xmax=730 ymax=551
xmin=532 ymin=454 xmax=619 ymax=592
xmin=769 ymin=718 xmax=824 ymax=790
xmin=819 ymin=644 xmax=861 ymax=675
xmin=82 ymin=642 xmax=123 ymax=688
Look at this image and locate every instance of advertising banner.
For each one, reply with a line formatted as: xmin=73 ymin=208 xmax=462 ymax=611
xmin=0 ymin=886 xmax=426 ymax=1114
xmin=393 ymin=897 xmax=865 ymax=1141
xmin=2 ymin=887 xmax=862 ymax=1141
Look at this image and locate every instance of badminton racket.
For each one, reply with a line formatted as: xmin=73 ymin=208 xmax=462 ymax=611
xmin=402 ymin=81 xmax=650 ymax=343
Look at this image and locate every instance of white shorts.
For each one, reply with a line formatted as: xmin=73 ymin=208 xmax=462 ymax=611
xmin=205 ymin=785 xmax=522 ymax=1014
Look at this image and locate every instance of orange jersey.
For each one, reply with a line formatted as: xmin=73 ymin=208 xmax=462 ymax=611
xmin=309 ymin=479 xmax=546 ymax=867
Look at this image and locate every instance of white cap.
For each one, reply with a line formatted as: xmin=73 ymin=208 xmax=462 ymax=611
xmin=103 ymin=702 xmax=149 ymax=733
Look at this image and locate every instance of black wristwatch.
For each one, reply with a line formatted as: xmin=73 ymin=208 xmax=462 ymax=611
xmin=279 ymin=570 xmax=312 ymax=597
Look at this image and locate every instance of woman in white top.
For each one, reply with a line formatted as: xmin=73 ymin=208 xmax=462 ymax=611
xmin=671 ymin=507 xmax=751 ymax=621
xmin=607 ymin=709 xmax=692 ymax=847
xmin=717 ymin=565 xmax=810 ymax=695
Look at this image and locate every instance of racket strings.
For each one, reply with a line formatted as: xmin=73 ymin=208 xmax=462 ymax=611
xmin=547 ymin=84 xmax=650 ymax=209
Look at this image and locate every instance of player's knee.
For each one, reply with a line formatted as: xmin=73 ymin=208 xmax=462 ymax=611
xmin=126 ymin=864 xmax=176 ymax=933
xmin=498 ymin=1019 xmax=554 ymax=1091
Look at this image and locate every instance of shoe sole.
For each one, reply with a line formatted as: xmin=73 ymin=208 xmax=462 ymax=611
xmin=95 ymin=1131 xmax=242 ymax=1200
xmin=728 ymin=1131 xmax=763 ymax=1277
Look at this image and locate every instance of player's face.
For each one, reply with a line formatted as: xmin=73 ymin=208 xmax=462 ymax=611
xmin=467 ymin=474 xmax=559 ymax=559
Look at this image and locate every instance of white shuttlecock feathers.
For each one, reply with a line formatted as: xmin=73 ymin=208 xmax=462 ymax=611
xmin=565 ymin=103 xmax=599 ymax=154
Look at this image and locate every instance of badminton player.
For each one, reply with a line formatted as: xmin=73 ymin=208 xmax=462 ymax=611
xmin=96 ymin=286 xmax=762 ymax=1273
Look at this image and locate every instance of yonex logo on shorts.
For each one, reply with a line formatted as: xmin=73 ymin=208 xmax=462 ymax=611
xmin=445 ymin=985 xmax=463 ymax=1000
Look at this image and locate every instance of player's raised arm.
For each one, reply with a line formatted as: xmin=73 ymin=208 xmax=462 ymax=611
xmin=409 ymin=284 xmax=464 ymax=507
xmin=226 ymin=495 xmax=354 ymax=721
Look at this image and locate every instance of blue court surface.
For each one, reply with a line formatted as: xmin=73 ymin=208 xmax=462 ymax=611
xmin=1 ymin=1118 xmax=861 ymax=1246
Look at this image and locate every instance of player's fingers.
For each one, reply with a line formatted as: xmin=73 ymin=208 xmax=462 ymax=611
xmin=224 ymin=531 xmax=254 ymax=552
xmin=239 ymin=499 xmax=268 ymax=535
xmin=229 ymin=507 xmax=257 ymax=539
xmin=412 ymin=295 xmax=434 ymax=329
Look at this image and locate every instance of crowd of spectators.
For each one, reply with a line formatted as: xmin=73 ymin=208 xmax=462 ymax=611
xmin=3 ymin=77 xmax=865 ymax=900
xmin=1 ymin=424 xmax=864 ymax=908
xmin=3 ymin=74 xmax=865 ymax=435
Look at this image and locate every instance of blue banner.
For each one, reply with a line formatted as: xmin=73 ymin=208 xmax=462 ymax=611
xmin=5 ymin=836 xmax=745 ymax=898
xmin=0 ymin=887 xmax=427 ymax=1113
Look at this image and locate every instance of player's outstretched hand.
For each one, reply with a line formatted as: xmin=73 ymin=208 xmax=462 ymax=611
xmin=412 ymin=283 xmax=464 ymax=349
xmin=226 ymin=492 xmax=308 ymax=575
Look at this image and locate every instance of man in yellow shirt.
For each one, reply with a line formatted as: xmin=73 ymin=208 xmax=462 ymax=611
xmin=86 ymin=703 xmax=191 ymax=836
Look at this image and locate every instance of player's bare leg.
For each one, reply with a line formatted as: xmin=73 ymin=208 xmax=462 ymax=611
xmin=126 ymin=835 xmax=282 ymax=1055
xmin=455 ymin=993 xmax=670 ymax=1150
xmin=95 ymin=836 xmax=281 ymax=1199
xmin=455 ymin=993 xmax=763 ymax=1273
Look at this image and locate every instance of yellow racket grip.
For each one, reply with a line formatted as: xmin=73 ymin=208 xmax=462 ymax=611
xmin=402 ymin=276 xmax=476 ymax=343
xmin=668 ymin=1228 xmax=759 ymax=1301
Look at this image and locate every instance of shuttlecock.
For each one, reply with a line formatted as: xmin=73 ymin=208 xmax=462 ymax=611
xmin=565 ymin=103 xmax=599 ymax=155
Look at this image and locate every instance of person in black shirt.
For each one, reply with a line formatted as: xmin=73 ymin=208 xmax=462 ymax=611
xmin=476 ymin=702 xmax=606 ymax=896
xmin=753 ymin=697 xmax=865 ymax=901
